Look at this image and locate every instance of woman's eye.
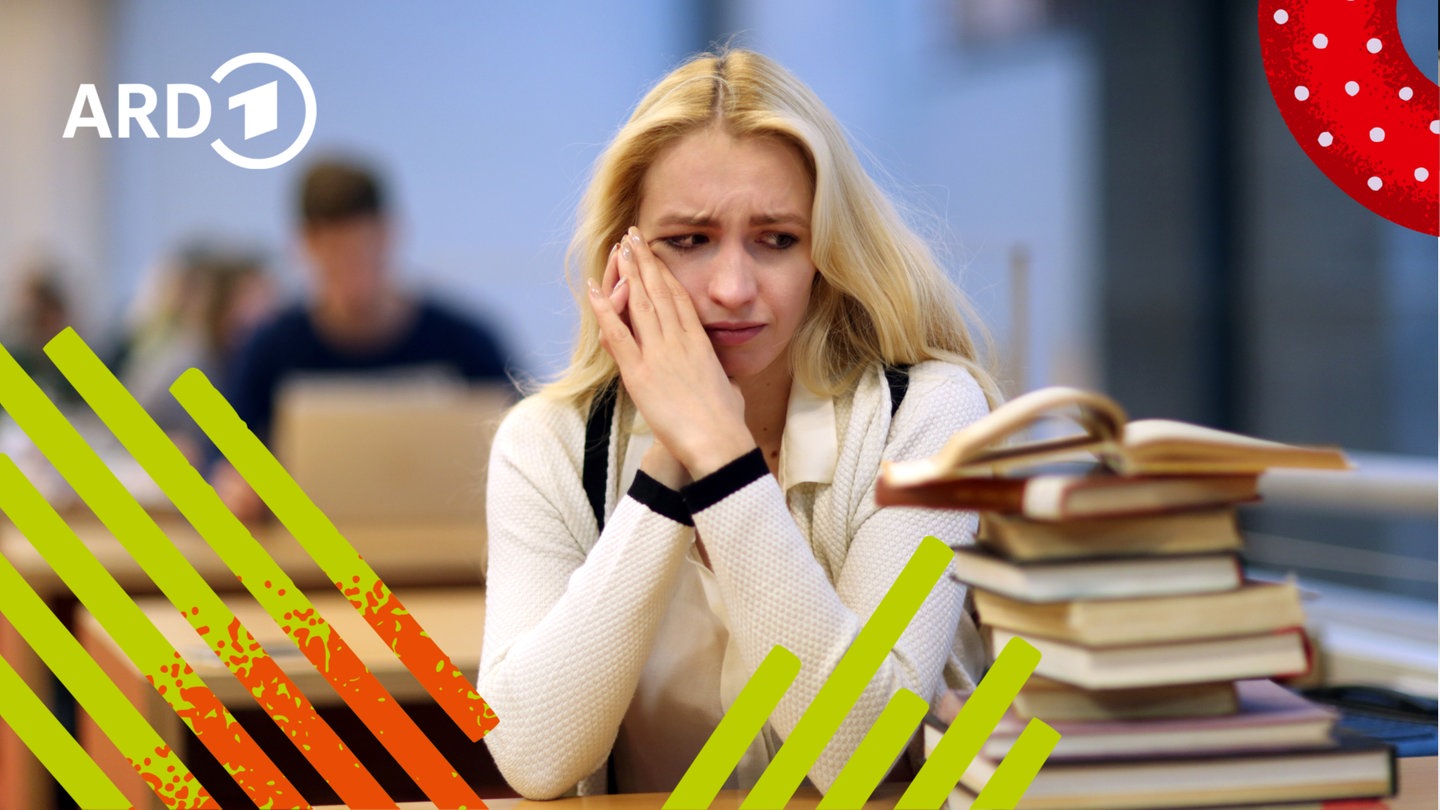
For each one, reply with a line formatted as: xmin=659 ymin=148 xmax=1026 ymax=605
xmin=663 ymin=234 xmax=708 ymax=251
xmin=762 ymin=233 xmax=799 ymax=250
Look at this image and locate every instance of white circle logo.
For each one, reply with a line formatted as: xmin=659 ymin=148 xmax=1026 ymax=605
xmin=209 ymin=52 xmax=317 ymax=170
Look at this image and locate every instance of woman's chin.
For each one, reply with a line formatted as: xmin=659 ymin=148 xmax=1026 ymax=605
xmin=717 ymin=351 xmax=786 ymax=386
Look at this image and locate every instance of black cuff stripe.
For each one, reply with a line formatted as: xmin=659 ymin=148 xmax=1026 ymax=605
xmin=628 ymin=470 xmax=693 ymax=526
xmin=682 ymin=448 xmax=768 ymax=514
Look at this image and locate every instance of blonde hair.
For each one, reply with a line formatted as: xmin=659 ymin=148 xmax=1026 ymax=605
xmin=542 ymin=48 xmax=1001 ymax=408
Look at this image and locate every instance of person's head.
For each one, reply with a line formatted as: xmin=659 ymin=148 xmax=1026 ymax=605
xmin=18 ymin=264 xmax=69 ymax=344
xmin=547 ymin=48 xmax=999 ymax=406
xmin=297 ymin=158 xmax=391 ymax=320
xmin=173 ymin=245 xmax=274 ymax=363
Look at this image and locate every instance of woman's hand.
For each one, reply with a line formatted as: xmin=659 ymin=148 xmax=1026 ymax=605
xmin=597 ymin=239 xmax=690 ymax=490
xmin=588 ymin=227 xmax=755 ymax=479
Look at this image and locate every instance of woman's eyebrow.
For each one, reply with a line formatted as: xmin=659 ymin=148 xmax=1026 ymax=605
xmin=652 ymin=212 xmax=810 ymax=227
xmin=751 ymin=212 xmax=809 ymax=227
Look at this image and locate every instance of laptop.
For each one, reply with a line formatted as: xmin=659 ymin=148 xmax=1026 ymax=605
xmin=272 ymin=373 xmax=514 ymax=526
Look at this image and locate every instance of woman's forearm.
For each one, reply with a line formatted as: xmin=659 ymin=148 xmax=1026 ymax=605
xmin=480 ymin=477 xmax=694 ymax=797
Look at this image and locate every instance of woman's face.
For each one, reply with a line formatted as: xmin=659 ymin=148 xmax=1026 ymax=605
xmin=637 ymin=127 xmax=818 ymax=385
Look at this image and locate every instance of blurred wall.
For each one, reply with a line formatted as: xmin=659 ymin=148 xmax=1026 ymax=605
xmin=0 ymin=0 xmax=110 ymax=333
xmin=1 ymin=0 xmax=1099 ymax=393
xmin=733 ymin=0 xmax=1100 ymax=393
xmin=4 ymin=2 xmax=702 ymax=372
xmin=1097 ymin=0 xmax=1437 ymax=598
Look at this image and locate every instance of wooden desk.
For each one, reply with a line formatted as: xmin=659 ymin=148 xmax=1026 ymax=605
xmin=74 ymin=586 xmax=485 ymax=810
xmin=79 ymin=585 xmax=484 ymax=704
xmin=319 ymin=758 xmax=1436 ymax=809
xmin=1 ymin=511 xmax=487 ymax=599
xmin=329 ymin=783 xmax=906 ymax=809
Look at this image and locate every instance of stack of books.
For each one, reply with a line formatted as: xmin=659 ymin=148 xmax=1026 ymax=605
xmin=878 ymin=387 xmax=1397 ymax=809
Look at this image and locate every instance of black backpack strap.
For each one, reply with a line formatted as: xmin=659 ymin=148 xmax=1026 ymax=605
xmin=582 ymin=379 xmax=623 ymax=789
xmin=583 ymin=379 xmax=620 ymax=534
xmin=884 ymin=364 xmax=912 ymax=419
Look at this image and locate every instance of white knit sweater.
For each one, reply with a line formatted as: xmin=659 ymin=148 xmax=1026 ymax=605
xmin=478 ymin=361 xmax=989 ymax=798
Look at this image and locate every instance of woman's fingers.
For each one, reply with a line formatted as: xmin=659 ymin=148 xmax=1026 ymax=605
xmin=618 ymin=229 xmax=664 ymax=343
xmin=601 ymin=243 xmax=631 ymax=319
xmin=605 ymin=225 xmax=710 ymax=366
xmin=587 ymin=278 xmax=640 ymax=367
xmin=624 ymin=228 xmax=686 ymax=333
xmin=601 ymin=242 xmax=620 ymax=295
xmin=611 ymin=273 xmax=630 ymax=316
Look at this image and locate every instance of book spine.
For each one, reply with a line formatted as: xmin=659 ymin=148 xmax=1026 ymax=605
xmin=875 ymin=479 xmax=1025 ymax=512
xmin=1282 ymin=626 xmax=1317 ymax=681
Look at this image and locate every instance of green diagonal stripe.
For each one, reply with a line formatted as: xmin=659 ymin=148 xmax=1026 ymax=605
xmin=972 ymin=717 xmax=1059 ymax=808
xmin=665 ymin=645 xmax=801 ymax=810
xmin=0 ymin=650 xmax=131 ymax=810
xmin=899 ymin=636 xmax=1041 ymax=809
xmin=44 ymin=329 xmax=401 ymax=804
xmin=169 ymin=364 xmax=491 ymax=739
xmin=0 ymin=542 xmax=213 ymax=808
xmin=0 ymin=341 xmax=305 ymax=805
xmin=743 ymin=535 xmax=953 ymax=809
xmin=816 ymin=687 xmax=928 ymax=809
xmin=0 ymin=456 xmax=272 ymax=803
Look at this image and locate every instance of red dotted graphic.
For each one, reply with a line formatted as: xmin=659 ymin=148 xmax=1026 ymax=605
xmin=1260 ymin=0 xmax=1438 ymax=235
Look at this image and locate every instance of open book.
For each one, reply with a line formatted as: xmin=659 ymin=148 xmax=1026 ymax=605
xmin=882 ymin=386 xmax=1350 ymax=486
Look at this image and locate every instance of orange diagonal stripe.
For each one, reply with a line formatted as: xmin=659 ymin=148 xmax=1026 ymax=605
xmin=45 ymin=331 xmax=488 ymax=809
xmin=172 ymin=367 xmax=497 ymax=742
xmin=0 ymin=341 xmax=309 ymax=808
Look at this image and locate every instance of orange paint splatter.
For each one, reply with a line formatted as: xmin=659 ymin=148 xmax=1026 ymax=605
xmin=342 ymin=581 xmax=499 ymax=741
xmin=191 ymin=615 xmax=396 ymax=807
xmin=249 ymin=584 xmax=489 ymax=807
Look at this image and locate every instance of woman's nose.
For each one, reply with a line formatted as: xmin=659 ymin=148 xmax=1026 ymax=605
xmin=705 ymin=239 xmax=758 ymax=310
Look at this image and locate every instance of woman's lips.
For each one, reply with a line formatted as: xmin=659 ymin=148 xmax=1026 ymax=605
xmin=704 ymin=324 xmax=764 ymax=346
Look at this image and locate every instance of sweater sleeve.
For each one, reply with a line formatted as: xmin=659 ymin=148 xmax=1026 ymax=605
xmin=477 ymin=398 xmax=695 ymax=798
xmin=682 ymin=364 xmax=989 ymax=791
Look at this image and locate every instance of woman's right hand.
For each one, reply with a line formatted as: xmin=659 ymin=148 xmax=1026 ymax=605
xmin=588 ymin=228 xmax=754 ymax=480
xmin=599 ymin=241 xmax=692 ymax=491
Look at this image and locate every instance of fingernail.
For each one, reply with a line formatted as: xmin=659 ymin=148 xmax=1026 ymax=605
xmin=609 ymin=243 xmax=619 ymax=257
xmin=620 ymin=241 xmax=632 ymax=260
xmin=629 ymin=231 xmax=642 ymax=245
xmin=586 ymin=278 xmax=600 ymax=297
xmin=614 ymin=277 xmax=628 ymax=293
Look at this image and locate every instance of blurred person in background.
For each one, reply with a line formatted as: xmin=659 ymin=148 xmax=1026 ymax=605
xmin=213 ymin=156 xmax=513 ymax=519
xmin=5 ymin=260 xmax=80 ymax=404
xmin=117 ymin=243 xmax=276 ymax=462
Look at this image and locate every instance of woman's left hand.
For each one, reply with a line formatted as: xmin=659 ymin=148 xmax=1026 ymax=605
xmin=588 ymin=227 xmax=755 ymax=479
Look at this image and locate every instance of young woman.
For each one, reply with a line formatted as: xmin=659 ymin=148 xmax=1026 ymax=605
xmin=479 ymin=48 xmax=1000 ymax=798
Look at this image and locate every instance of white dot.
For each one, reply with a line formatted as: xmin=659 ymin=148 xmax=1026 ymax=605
xmin=1313 ymin=33 xmax=1328 ymax=49
xmin=1418 ymin=168 xmax=1431 ymax=182
xmin=1318 ymin=131 xmax=1334 ymax=147
xmin=1273 ymin=9 xmax=1288 ymax=23
xmin=1367 ymin=176 xmax=1382 ymax=190
xmin=1400 ymin=87 xmax=1414 ymax=100
xmin=1294 ymin=86 xmax=1310 ymax=101
xmin=1367 ymin=38 xmax=1382 ymax=53
xmin=1432 ymin=120 xmax=1439 ymax=134
xmin=1370 ymin=127 xmax=1385 ymax=142
xmin=1345 ymin=81 xmax=1360 ymax=96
